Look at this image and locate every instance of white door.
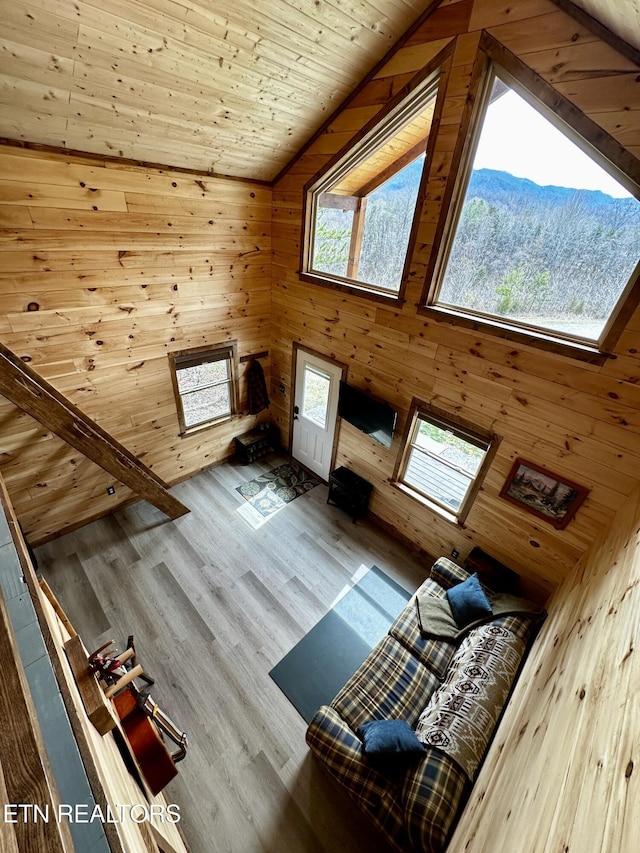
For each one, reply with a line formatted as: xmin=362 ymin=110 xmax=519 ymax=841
xmin=291 ymin=350 xmax=342 ymax=481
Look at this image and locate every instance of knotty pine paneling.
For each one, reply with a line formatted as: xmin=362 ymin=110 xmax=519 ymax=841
xmin=451 ymin=479 xmax=640 ymax=853
xmin=0 ymin=0 xmax=433 ymax=181
xmin=271 ymin=0 xmax=640 ymax=593
xmin=572 ymin=0 xmax=640 ymax=54
xmin=0 ymin=145 xmax=272 ymax=543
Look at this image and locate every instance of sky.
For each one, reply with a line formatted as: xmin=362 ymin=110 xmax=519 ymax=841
xmin=473 ymin=88 xmax=631 ymax=199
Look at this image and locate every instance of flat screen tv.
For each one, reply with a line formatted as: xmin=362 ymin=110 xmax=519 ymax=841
xmin=338 ymin=381 xmax=397 ymax=449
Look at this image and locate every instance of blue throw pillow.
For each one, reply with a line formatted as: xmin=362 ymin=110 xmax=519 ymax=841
xmin=446 ymin=573 xmax=493 ymax=627
xmin=357 ymin=719 xmax=425 ymax=755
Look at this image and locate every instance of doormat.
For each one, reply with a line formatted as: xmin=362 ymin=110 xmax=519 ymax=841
xmin=236 ymin=461 xmax=321 ymax=519
xmin=269 ymin=566 xmax=412 ymax=723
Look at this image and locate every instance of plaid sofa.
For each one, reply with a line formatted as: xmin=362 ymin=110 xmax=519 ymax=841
xmin=306 ymin=558 xmax=539 ymax=853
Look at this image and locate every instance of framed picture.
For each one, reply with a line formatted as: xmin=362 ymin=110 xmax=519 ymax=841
xmin=499 ymin=458 xmax=589 ymax=530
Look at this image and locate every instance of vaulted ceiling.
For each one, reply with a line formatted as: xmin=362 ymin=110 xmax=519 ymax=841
xmin=0 ymin=0 xmax=638 ymax=183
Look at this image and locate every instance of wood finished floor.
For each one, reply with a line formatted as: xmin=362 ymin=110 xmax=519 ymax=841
xmin=35 ymin=453 xmax=430 ymax=853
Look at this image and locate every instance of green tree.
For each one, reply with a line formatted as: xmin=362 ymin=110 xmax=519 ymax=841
xmin=313 ymin=217 xmax=351 ymax=275
xmin=495 ymin=264 xmax=550 ymax=315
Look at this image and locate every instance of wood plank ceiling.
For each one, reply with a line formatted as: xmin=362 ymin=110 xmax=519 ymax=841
xmin=0 ymin=0 xmax=432 ymax=181
xmin=0 ymin=0 xmax=637 ymax=183
xmin=573 ymin=0 xmax=640 ymax=53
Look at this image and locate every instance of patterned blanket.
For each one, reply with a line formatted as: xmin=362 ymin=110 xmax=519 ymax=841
xmin=415 ymin=623 xmax=526 ymax=780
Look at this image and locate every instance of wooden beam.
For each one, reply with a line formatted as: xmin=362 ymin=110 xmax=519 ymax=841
xmin=357 ymin=141 xmax=428 ymax=198
xmin=0 ymin=342 xmax=189 ymax=520
xmin=318 ymin=192 xmax=360 ymax=211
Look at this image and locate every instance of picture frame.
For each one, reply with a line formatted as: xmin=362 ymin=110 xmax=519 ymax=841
xmin=499 ymin=458 xmax=589 ymax=530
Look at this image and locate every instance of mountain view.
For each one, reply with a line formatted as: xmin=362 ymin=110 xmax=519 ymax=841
xmin=467 ymin=167 xmax=639 ymax=213
xmin=314 ymin=159 xmax=640 ymax=338
xmin=439 ymin=167 xmax=640 ymax=338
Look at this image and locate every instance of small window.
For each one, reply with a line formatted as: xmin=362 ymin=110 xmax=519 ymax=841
xmin=395 ymin=403 xmax=496 ymax=524
xmin=302 ymin=366 xmax=332 ymax=429
xmin=426 ymin=64 xmax=640 ymax=354
xmin=303 ymin=70 xmax=442 ymax=298
xmin=170 ymin=343 xmax=237 ymax=434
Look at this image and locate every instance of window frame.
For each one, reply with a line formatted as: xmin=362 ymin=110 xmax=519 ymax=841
xmin=393 ymin=400 xmax=498 ymax=525
xmin=300 ymin=47 xmax=453 ymax=303
xmin=169 ymin=342 xmax=238 ymax=436
xmin=420 ymin=37 xmax=640 ymax=363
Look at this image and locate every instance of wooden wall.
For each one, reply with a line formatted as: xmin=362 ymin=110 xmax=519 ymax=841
xmin=451 ymin=477 xmax=640 ymax=852
xmin=0 ymin=145 xmax=272 ymax=543
xmin=271 ymin=0 xmax=640 ymax=599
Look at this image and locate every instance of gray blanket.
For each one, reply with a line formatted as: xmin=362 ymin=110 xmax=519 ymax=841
xmin=415 ymin=591 xmax=545 ymax=640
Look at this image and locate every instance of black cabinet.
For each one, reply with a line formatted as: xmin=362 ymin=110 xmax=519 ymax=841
xmin=327 ymin=466 xmax=372 ymax=523
xmin=235 ymin=423 xmax=279 ymax=464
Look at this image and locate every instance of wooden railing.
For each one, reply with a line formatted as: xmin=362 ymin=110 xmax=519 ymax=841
xmin=0 ymin=472 xmax=190 ymax=853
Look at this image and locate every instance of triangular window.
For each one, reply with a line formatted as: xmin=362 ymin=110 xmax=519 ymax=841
xmin=303 ymin=72 xmax=442 ymax=297
xmin=428 ymin=65 xmax=640 ymax=353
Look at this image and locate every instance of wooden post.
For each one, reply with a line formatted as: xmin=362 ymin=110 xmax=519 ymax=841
xmin=0 ymin=342 xmax=189 ymax=520
xmin=346 ymin=196 xmax=367 ymax=280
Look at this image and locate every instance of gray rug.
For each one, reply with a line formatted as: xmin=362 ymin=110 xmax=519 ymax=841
xmin=269 ymin=566 xmax=411 ymax=723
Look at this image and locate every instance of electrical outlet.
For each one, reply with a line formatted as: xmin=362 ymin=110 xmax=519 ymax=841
xmin=451 ymin=549 xmax=459 ymax=559
xmin=107 ymin=486 xmax=116 ymax=495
